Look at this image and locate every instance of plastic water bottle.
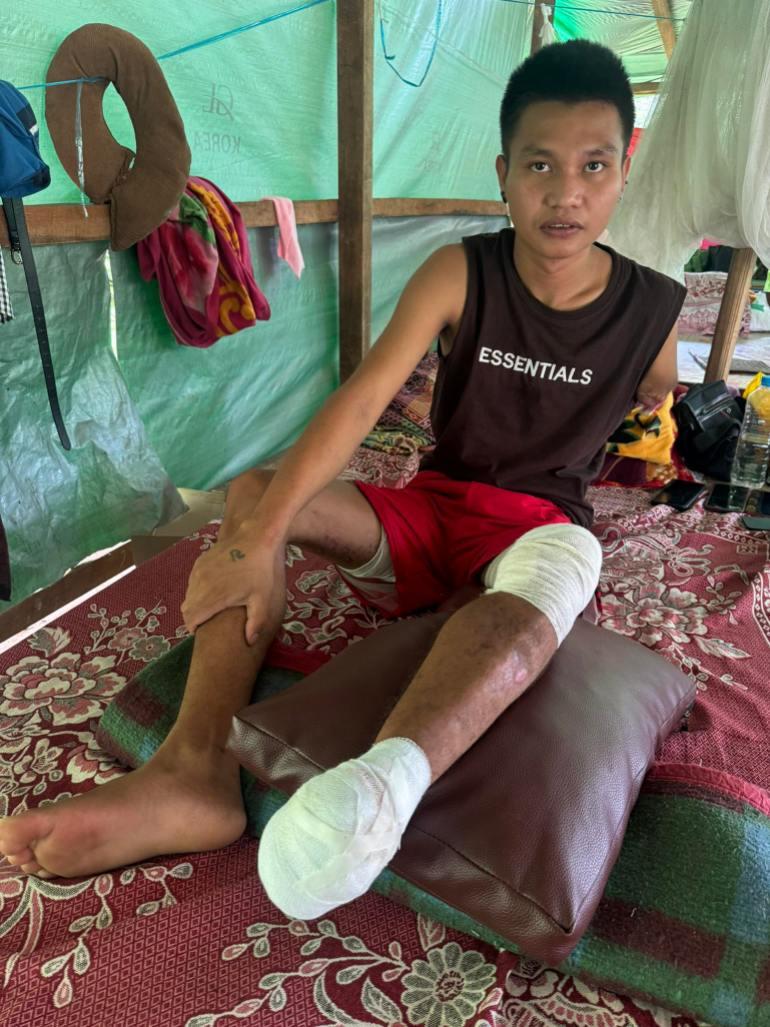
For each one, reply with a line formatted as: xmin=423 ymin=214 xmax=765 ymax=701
xmin=731 ymin=374 xmax=770 ymax=487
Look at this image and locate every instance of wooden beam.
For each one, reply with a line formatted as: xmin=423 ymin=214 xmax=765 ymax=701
xmin=336 ymin=0 xmax=374 ymax=382
xmin=0 ymin=200 xmax=337 ymax=248
xmin=632 ymin=80 xmax=662 ymax=96
xmin=650 ymin=0 xmax=677 ymax=60
xmin=0 ymin=544 xmax=134 ymax=646
xmin=374 ymin=199 xmax=505 ymax=219
xmin=0 ymin=198 xmax=507 ymax=249
xmin=530 ymin=0 xmax=547 ymax=54
xmin=704 ymin=248 xmax=757 ymax=383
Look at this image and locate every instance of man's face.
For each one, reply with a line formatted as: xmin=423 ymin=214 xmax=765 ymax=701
xmin=497 ymin=100 xmax=631 ymax=258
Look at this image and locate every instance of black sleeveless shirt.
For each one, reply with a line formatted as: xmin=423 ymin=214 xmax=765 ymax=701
xmin=420 ymin=228 xmax=687 ymax=527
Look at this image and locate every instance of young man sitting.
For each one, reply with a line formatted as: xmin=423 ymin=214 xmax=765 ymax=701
xmin=0 ymin=41 xmax=685 ymax=918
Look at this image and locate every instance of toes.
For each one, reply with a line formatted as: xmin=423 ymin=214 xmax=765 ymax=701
xmin=0 ymin=814 xmax=58 ymax=880
xmin=0 ymin=810 xmax=50 ymax=854
xmin=3 ymin=848 xmax=34 ymax=866
xmin=20 ymin=860 xmax=47 ymax=877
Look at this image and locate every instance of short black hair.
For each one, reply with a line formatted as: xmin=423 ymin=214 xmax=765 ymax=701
xmin=500 ymin=40 xmax=634 ymax=160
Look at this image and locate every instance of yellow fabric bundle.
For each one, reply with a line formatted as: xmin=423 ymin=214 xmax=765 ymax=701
xmin=606 ymin=393 xmax=676 ymax=465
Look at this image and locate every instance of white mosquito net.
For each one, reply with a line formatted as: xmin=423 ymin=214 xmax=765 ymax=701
xmin=609 ymin=0 xmax=770 ymax=281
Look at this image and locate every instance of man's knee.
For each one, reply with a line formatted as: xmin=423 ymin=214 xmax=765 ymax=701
xmin=482 ymin=523 xmax=603 ymax=646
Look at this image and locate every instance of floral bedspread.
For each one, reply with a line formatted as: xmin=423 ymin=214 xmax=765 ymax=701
xmin=592 ymin=487 xmax=770 ymax=792
xmin=6 ymin=465 xmax=768 ymax=1026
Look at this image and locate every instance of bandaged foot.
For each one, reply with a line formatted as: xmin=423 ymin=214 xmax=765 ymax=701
xmin=258 ymin=737 xmax=431 ymax=919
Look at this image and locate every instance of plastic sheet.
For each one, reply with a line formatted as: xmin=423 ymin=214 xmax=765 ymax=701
xmin=0 ymin=242 xmax=184 ymax=609
xmin=1 ymin=0 xmax=681 ymax=205
xmin=555 ymin=0 xmax=689 ymax=84
xmin=112 ymin=213 xmax=506 ymax=490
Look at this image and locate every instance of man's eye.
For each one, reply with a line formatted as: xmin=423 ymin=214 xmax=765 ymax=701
xmin=585 ymin=161 xmax=606 ymax=172
xmin=529 ymin=162 xmax=549 ymax=173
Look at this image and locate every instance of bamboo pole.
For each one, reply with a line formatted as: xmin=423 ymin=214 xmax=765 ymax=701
xmin=704 ymin=248 xmax=757 ymax=383
xmin=650 ymin=0 xmax=677 ymax=60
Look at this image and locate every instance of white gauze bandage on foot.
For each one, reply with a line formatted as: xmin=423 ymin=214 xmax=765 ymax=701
xmin=257 ymin=737 xmax=431 ymax=919
xmin=483 ymin=523 xmax=603 ymax=645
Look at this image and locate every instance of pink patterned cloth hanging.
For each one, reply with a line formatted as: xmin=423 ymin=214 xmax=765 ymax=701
xmin=265 ymin=196 xmax=305 ymax=279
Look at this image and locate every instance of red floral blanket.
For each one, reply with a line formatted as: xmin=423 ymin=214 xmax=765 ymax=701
xmin=592 ymin=487 xmax=770 ymax=793
xmin=2 ymin=458 xmax=769 ymax=1025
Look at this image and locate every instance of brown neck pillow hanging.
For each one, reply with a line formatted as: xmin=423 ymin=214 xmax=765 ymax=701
xmin=45 ymin=23 xmax=191 ymax=251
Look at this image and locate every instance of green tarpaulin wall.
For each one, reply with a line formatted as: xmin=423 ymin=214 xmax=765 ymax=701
xmin=0 ymin=0 xmax=684 ymax=608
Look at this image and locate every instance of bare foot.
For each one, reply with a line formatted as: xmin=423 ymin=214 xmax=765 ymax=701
xmin=0 ymin=743 xmax=247 ymax=879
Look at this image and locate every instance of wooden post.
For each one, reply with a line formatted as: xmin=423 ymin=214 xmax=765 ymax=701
xmin=650 ymin=0 xmax=677 ymax=60
xmin=704 ymin=248 xmax=757 ymax=383
xmin=530 ymin=0 xmax=547 ymax=54
xmin=336 ymin=0 xmax=374 ymax=382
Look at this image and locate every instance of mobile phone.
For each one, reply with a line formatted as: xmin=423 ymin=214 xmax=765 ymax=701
xmin=650 ymin=480 xmax=705 ymax=511
xmin=742 ymin=515 xmax=770 ymax=531
xmin=742 ymin=490 xmax=770 ymax=528
xmin=705 ymin=483 xmax=749 ymax=513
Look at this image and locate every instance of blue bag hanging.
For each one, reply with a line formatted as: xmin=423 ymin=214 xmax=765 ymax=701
xmin=0 ymin=78 xmax=70 ymax=451
xmin=0 ymin=80 xmax=50 ymax=196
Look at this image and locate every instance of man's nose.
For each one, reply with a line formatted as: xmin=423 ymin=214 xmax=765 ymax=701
xmin=545 ymin=173 xmax=583 ymax=207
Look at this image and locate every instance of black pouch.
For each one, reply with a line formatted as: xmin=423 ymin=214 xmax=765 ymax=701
xmin=0 ymin=512 xmax=10 ymax=602
xmin=673 ymin=382 xmax=745 ymax=480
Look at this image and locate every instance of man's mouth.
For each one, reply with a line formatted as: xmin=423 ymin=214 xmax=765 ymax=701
xmin=540 ymin=221 xmax=583 ymax=236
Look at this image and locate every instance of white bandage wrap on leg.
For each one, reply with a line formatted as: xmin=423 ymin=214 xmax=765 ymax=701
xmin=482 ymin=523 xmax=603 ymax=646
xmin=258 ymin=737 xmax=431 ymax=919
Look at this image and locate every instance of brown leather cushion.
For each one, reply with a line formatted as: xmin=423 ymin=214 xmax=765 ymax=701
xmin=227 ymin=614 xmax=695 ymax=964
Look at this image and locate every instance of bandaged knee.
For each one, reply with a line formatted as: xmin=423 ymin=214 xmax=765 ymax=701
xmin=482 ymin=523 xmax=602 ymax=646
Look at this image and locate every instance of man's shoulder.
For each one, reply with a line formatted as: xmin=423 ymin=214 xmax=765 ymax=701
xmin=422 ymin=242 xmax=468 ymax=286
xmin=613 ymin=248 xmax=687 ymax=301
xmin=414 ymin=244 xmax=469 ymax=332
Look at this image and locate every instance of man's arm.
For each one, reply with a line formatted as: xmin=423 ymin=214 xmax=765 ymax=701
xmin=182 ymin=243 xmax=467 ymax=635
xmin=252 ymin=243 xmax=466 ymax=544
xmin=636 ymin=324 xmax=678 ymax=412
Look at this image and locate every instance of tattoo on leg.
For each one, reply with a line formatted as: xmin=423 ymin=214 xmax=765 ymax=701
xmin=229 ymin=549 xmax=246 ymax=562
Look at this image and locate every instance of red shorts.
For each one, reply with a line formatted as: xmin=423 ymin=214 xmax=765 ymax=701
xmin=350 ymin=470 xmax=570 ymax=617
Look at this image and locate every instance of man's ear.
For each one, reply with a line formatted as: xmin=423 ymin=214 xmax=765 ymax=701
xmin=495 ymin=154 xmax=508 ymax=199
xmin=621 ymin=152 xmax=632 ymax=186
